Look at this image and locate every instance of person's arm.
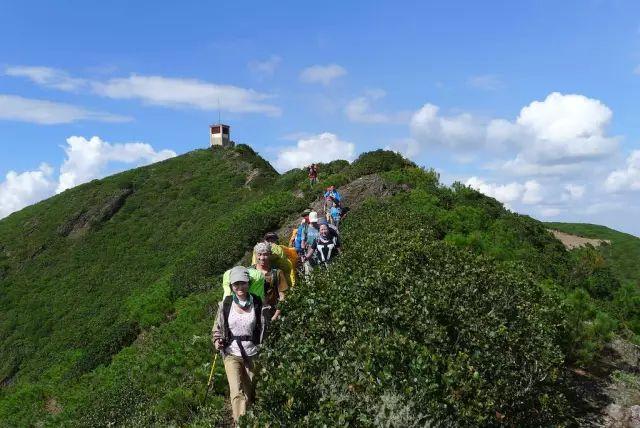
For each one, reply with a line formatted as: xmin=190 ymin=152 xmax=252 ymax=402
xmin=272 ymin=270 xmax=289 ymax=321
xmin=304 ymin=241 xmax=316 ymax=260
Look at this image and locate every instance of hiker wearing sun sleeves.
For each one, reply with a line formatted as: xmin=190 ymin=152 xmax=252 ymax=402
xmin=212 ymin=266 xmax=266 ymax=424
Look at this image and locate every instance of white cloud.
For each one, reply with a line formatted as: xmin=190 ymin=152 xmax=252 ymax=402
xmin=522 ymin=180 xmax=544 ymax=204
xmin=273 ymin=132 xmax=355 ymax=172
xmin=57 ymin=136 xmax=176 ymax=192
xmin=248 ymin=55 xmax=282 ymax=77
xmin=92 ymin=74 xmax=281 ymax=116
xmin=385 ymin=138 xmax=422 ymax=159
xmin=563 ymin=184 xmax=586 ymax=200
xmin=540 ymin=207 xmax=563 ymax=217
xmin=467 ymin=74 xmax=504 ymax=91
xmin=345 ymin=96 xmax=389 ymax=124
xmin=465 ymin=176 xmax=544 ymax=205
xmin=510 ymin=92 xmax=617 ymax=164
xmin=5 ymin=65 xmax=87 ymax=91
xmin=604 ymin=150 xmax=640 ymax=192
xmin=0 ymin=163 xmax=56 ymax=218
xmin=408 ymin=93 xmax=619 ymax=176
xmin=299 ymin=64 xmax=347 ymax=85
xmin=410 ymin=104 xmax=485 ymax=150
xmin=0 ymin=94 xmax=132 ymax=125
xmin=345 ymin=90 xmax=410 ymax=124
xmin=6 ymin=65 xmax=281 ymax=116
xmin=0 ymin=136 xmax=176 ymax=219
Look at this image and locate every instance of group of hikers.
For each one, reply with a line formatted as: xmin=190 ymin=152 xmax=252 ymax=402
xmin=211 ymin=181 xmax=345 ymax=424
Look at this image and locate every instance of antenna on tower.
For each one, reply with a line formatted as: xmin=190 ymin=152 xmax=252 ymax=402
xmin=217 ymin=97 xmax=221 ymax=124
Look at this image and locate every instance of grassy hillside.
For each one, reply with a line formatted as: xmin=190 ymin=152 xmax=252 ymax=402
xmin=0 ymin=147 xmax=637 ymax=426
xmin=546 ymin=222 xmax=640 ymax=287
xmin=0 ymin=145 xmax=314 ymax=425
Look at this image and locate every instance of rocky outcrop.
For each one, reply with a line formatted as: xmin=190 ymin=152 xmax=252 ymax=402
xmin=275 ymin=173 xmax=405 ymax=243
xmin=58 ymin=187 xmax=133 ymax=238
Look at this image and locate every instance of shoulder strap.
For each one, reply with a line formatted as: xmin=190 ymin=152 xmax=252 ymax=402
xmin=222 ymin=296 xmax=233 ymax=340
xmin=251 ymin=294 xmax=263 ymax=344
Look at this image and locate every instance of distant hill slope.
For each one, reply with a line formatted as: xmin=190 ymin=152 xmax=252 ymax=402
xmin=0 ymin=147 xmax=637 ymax=426
xmin=546 ymin=222 xmax=640 ymax=286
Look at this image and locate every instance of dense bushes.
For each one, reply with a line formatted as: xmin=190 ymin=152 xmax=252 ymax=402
xmin=347 ymin=150 xmax=416 ymax=179
xmin=0 ymin=147 xmax=637 ymax=425
xmin=247 ymin=201 xmax=568 ymax=426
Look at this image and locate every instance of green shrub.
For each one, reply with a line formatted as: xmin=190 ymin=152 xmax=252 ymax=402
xmin=347 ymin=150 xmax=415 ymax=179
xmin=246 ymin=202 xmax=568 ymax=426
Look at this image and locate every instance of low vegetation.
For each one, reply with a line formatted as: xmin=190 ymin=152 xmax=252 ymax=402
xmin=0 ymin=147 xmax=637 ymax=426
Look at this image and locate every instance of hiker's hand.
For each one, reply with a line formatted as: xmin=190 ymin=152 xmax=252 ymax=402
xmin=214 ymin=339 xmax=224 ymax=350
xmin=272 ymin=310 xmax=281 ymax=321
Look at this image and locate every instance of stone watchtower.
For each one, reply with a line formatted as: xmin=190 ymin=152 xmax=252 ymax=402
xmin=209 ymin=123 xmax=234 ymax=148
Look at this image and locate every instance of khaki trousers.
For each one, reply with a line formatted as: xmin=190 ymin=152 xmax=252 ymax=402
xmin=223 ymin=354 xmax=256 ymax=423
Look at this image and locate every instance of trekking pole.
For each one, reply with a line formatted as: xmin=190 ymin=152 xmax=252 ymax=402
xmin=202 ymin=352 xmax=219 ymax=405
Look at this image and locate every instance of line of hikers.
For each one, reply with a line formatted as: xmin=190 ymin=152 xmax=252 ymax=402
xmin=211 ymin=185 xmax=344 ymax=424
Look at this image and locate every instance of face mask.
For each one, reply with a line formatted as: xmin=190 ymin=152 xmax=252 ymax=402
xmin=233 ymin=293 xmax=253 ymax=308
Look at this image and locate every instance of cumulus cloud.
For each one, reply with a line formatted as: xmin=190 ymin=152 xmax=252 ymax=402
xmin=0 ymin=94 xmax=132 ymax=125
xmin=345 ymin=90 xmax=410 ymax=124
xmin=410 ymin=104 xmax=486 ymax=150
xmin=509 ymin=92 xmax=618 ymax=164
xmin=92 ymin=75 xmax=280 ymax=116
xmin=604 ymin=150 xmax=640 ymax=192
xmin=0 ymin=163 xmax=56 ymax=218
xmin=57 ymin=136 xmax=176 ymax=192
xmin=467 ymin=74 xmax=504 ymax=91
xmin=5 ymin=65 xmax=87 ymax=91
xmin=273 ymin=132 xmax=355 ymax=172
xmin=0 ymin=137 xmax=176 ymax=219
xmin=408 ymin=93 xmax=619 ymax=175
xmin=465 ymin=176 xmax=544 ymax=205
xmin=299 ymin=64 xmax=347 ymax=85
xmin=248 ymin=55 xmax=282 ymax=77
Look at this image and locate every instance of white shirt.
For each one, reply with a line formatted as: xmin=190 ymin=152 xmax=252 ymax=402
xmin=225 ymin=305 xmax=259 ymax=357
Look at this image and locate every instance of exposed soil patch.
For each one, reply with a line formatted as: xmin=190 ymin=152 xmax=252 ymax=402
xmin=45 ymin=397 xmax=63 ymax=415
xmin=549 ymin=229 xmax=611 ymax=250
xmin=568 ymin=339 xmax=640 ymax=427
xmin=244 ymin=168 xmax=261 ymax=188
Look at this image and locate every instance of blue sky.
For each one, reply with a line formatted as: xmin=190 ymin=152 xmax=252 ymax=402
xmin=1 ymin=1 xmax=639 ymax=236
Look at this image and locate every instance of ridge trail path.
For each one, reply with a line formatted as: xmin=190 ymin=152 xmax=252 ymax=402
xmin=275 ymin=173 xmax=405 ymax=242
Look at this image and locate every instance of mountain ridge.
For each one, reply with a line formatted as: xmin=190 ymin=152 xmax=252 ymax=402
xmin=0 ymin=146 xmax=638 ymax=426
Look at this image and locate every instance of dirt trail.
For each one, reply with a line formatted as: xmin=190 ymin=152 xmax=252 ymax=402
xmin=274 ymin=173 xmax=405 ymax=243
xmin=549 ymin=229 xmax=611 ymax=250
